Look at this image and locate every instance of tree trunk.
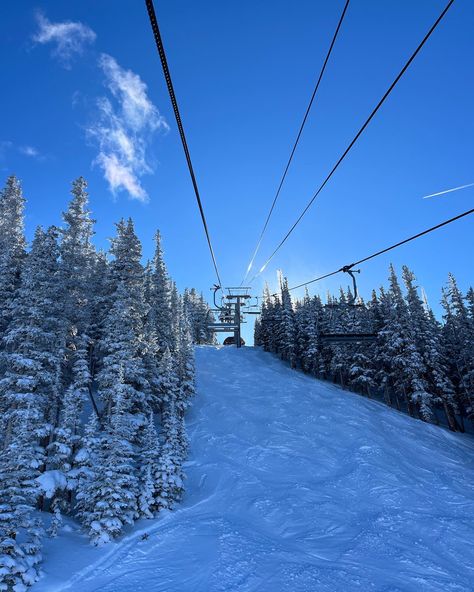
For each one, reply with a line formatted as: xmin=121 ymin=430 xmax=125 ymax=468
xmin=442 ymin=402 xmax=459 ymax=432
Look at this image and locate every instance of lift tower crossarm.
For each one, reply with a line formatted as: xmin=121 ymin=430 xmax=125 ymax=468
xmin=207 ymin=287 xmax=256 ymax=347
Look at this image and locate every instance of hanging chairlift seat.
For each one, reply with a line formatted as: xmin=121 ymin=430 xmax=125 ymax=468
xmin=319 ymin=332 xmax=376 ymax=344
xmin=319 ymin=268 xmax=377 ymax=344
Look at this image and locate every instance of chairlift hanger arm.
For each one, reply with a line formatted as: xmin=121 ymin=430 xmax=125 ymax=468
xmin=212 ymin=284 xmax=225 ymax=310
xmin=343 ymin=268 xmax=360 ymax=304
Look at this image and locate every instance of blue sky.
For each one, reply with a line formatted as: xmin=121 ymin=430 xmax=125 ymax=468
xmin=1 ymin=1 xmax=473 ymax=342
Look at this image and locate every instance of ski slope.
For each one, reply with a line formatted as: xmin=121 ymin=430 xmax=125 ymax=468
xmin=36 ymin=346 xmax=474 ymax=592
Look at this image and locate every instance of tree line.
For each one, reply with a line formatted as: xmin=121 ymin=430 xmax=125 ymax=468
xmin=0 ymin=175 xmax=214 ymax=591
xmin=255 ymin=267 xmax=474 ymax=432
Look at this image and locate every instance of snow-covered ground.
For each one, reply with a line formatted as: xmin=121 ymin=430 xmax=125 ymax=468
xmin=36 ymin=346 xmax=474 ymax=592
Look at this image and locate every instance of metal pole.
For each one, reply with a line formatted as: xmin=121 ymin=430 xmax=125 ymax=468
xmin=235 ymin=297 xmax=241 ymax=348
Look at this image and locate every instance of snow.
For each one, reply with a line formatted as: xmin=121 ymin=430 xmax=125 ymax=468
xmin=35 ymin=346 xmax=474 ymax=591
xmin=36 ymin=471 xmax=67 ymax=499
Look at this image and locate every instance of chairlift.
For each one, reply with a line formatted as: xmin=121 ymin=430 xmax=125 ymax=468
xmin=245 ymin=295 xmax=262 ymax=315
xmin=320 ymin=268 xmax=377 ymax=344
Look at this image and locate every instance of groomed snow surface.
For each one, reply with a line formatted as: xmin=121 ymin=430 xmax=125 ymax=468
xmin=36 ymin=346 xmax=474 ymax=592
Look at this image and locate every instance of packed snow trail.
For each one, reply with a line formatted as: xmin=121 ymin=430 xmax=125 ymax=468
xmin=36 ymin=346 xmax=474 ymax=592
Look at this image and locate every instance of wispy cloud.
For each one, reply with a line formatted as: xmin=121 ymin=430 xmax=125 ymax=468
xmin=0 ymin=142 xmax=45 ymax=163
xmin=19 ymin=145 xmax=40 ymax=158
xmin=88 ymin=54 xmax=168 ymax=202
xmin=422 ymin=182 xmax=474 ymax=200
xmin=33 ymin=12 xmax=96 ymax=67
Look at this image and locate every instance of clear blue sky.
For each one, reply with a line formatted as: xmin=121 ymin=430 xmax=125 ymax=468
xmin=1 ymin=1 xmax=473 ymax=343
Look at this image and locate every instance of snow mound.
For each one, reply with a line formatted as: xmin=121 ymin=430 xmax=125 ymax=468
xmin=36 ymin=346 xmax=474 ymax=592
xmin=36 ymin=470 xmax=67 ymax=499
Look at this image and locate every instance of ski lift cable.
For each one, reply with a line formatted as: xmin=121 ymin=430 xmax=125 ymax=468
xmin=251 ymin=0 xmax=455 ymax=284
xmin=240 ymin=0 xmax=351 ymax=286
xmin=145 ymin=0 xmax=223 ymax=288
xmin=273 ymin=207 xmax=474 ymax=296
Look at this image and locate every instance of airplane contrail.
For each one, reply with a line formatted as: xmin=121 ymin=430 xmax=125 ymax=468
xmin=422 ymin=182 xmax=474 ymax=199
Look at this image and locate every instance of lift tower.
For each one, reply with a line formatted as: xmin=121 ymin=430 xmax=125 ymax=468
xmin=207 ymin=286 xmax=255 ymax=348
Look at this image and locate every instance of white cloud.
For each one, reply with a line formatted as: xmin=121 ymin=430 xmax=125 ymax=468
xmin=0 ymin=142 xmax=45 ymax=163
xmin=96 ymin=153 xmax=148 ymax=202
xmin=99 ymin=54 xmax=166 ymax=133
xmin=88 ymin=54 xmax=168 ymax=202
xmin=33 ymin=12 xmax=96 ymax=66
xmin=19 ymin=145 xmax=40 ymax=158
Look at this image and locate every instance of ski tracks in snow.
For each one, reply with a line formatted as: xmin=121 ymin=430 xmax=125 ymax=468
xmin=36 ymin=346 xmax=474 ymax=592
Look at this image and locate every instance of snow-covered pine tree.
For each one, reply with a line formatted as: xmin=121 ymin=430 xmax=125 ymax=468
xmin=76 ymin=367 xmax=139 ymax=545
xmin=97 ymin=280 xmax=148 ymax=424
xmin=0 ymin=226 xmax=63 ymax=453
xmin=138 ymin=412 xmax=161 ymax=518
xmin=269 ymin=292 xmax=283 ymax=355
xmin=0 ymin=175 xmax=26 ymax=340
xmin=441 ymin=274 xmax=474 ymax=425
xmin=466 ymin=286 xmax=474 ymax=323
xmin=169 ymin=281 xmax=180 ymax=354
xmin=176 ymin=299 xmax=195 ymax=412
xmin=308 ymin=295 xmax=326 ymax=378
xmin=327 ymin=289 xmax=352 ymax=388
xmin=108 ymin=218 xmax=148 ymax=368
xmin=183 ymin=288 xmax=215 ymax=345
xmin=60 ymin=176 xmax=96 ymax=359
xmin=378 ymin=265 xmax=434 ymax=420
xmin=254 ymin=316 xmax=263 ymax=346
xmin=0 ymin=220 xmax=54 ymax=585
xmin=256 ymin=284 xmax=274 ymax=351
xmin=54 ymin=179 xmax=97 ymax=479
xmin=0 ymin=411 xmax=44 ymax=592
xmin=74 ymin=413 xmax=101 ymax=527
xmin=293 ymin=293 xmax=309 ymax=370
xmin=342 ymin=295 xmax=376 ymax=396
xmin=155 ymin=399 xmax=185 ymax=511
xmin=76 ymin=221 xmax=149 ymax=540
xmin=142 ymin=262 xmax=164 ymax=413
xmin=153 ymin=347 xmax=186 ymax=509
xmin=150 ymin=231 xmax=173 ymax=350
xmin=402 ymin=266 xmax=459 ymax=429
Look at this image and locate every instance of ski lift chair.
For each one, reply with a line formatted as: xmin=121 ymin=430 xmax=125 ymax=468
xmin=320 ymin=268 xmax=377 ymax=344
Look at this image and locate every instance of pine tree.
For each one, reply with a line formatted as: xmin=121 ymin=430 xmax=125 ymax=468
xmin=0 ymin=175 xmax=26 ymax=339
xmin=441 ymin=274 xmax=474 ymax=423
xmin=326 ymin=291 xmax=345 ymax=386
xmin=183 ymin=288 xmax=215 ymax=345
xmin=0 ymin=411 xmax=44 ymax=591
xmin=0 ymin=226 xmax=63 ymax=457
xmin=308 ymin=295 xmax=325 ymax=377
xmin=376 ymin=266 xmax=434 ymax=419
xmin=403 ymin=267 xmax=458 ymax=429
xmin=109 ymin=218 xmax=148 ymax=353
xmin=60 ymin=177 xmax=96 ymax=349
xmin=55 ymin=178 xmax=97 ymax=483
xmin=176 ymin=301 xmax=195 ymax=412
xmin=138 ymin=413 xmax=162 ymax=517
xmin=98 ymin=281 xmax=148 ymax=423
xmin=155 ymin=399 xmax=185 ymax=510
xmin=76 ymin=371 xmax=139 ymax=545
xmin=150 ymin=231 xmax=172 ymax=350
xmin=257 ymin=284 xmax=274 ymax=352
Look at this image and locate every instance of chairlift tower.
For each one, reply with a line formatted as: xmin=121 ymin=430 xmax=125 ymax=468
xmin=207 ymin=286 xmax=255 ymax=348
